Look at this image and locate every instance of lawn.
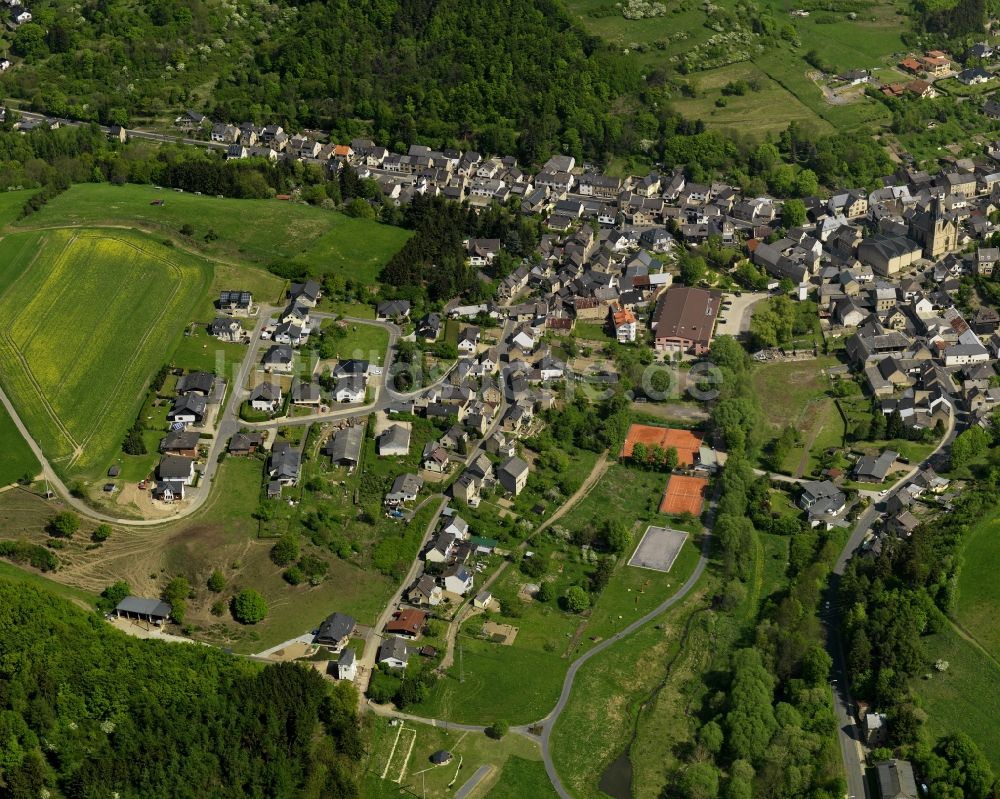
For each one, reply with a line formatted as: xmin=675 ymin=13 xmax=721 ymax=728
xmin=955 ymin=508 xmax=1000 ymax=662
xmin=752 ymin=356 xmax=844 ymax=475
xmin=0 ymin=401 xmax=40 ymax=486
xmin=363 ymin=716 xmax=547 ymax=799
xmin=0 ymin=228 xmax=210 ymax=480
xmin=912 ymin=623 xmax=1000 ymax=770
xmin=16 ymin=183 xmax=410 ymax=278
xmin=319 ymin=318 xmax=391 ymax=365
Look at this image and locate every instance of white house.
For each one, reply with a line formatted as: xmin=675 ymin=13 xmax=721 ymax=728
xmin=334 ymin=649 xmax=357 ymax=680
xmin=377 ymin=424 xmax=411 ymax=456
xmin=377 ymin=637 xmax=411 ymax=669
xmin=249 ymin=382 xmax=282 ymax=412
xmin=443 ymin=564 xmax=474 ymax=596
xmin=334 ymin=376 xmax=366 ymax=403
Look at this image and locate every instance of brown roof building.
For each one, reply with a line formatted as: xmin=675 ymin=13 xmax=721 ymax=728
xmin=651 ymin=286 xmax=722 ymax=355
xmin=386 ymin=608 xmax=427 ymax=639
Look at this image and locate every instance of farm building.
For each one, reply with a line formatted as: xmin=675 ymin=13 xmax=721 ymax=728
xmin=114 ymin=596 xmax=172 ymax=624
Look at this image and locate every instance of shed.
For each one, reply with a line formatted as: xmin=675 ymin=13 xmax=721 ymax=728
xmin=114 ymin=596 xmax=172 ymax=624
xmin=430 ymin=750 xmax=453 ymax=766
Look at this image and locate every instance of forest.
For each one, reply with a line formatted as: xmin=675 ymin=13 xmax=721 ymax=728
xmin=0 ymin=581 xmax=362 ymax=798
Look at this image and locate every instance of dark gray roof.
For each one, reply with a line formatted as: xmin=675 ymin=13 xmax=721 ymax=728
xmin=158 ymin=455 xmax=194 ymax=481
xmin=315 ymin=612 xmax=356 ymax=644
xmin=115 ymin=596 xmax=172 ymax=619
xmin=177 ymin=371 xmax=215 ymax=395
xmin=324 ymin=425 xmax=364 ymax=463
xmin=875 ymin=760 xmax=918 ymax=799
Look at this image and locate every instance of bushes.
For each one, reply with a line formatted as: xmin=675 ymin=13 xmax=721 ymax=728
xmin=232 ymin=589 xmax=268 ymax=624
xmin=0 ymin=539 xmax=59 ymax=571
xmin=271 ymin=534 xmax=300 ymax=566
xmin=49 ymin=511 xmax=80 ymax=538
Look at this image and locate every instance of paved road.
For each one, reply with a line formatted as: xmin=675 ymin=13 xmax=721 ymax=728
xmin=0 ymin=310 xmax=399 ymax=526
xmin=455 ymin=765 xmax=493 ymax=799
xmin=824 ymin=409 xmax=957 ymax=799
xmin=13 ymin=109 xmax=230 ymax=151
xmin=538 ymin=494 xmax=717 ymax=799
xmin=356 ymin=495 xmax=449 ymax=706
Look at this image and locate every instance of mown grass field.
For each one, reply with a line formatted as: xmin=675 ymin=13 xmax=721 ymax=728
xmin=16 ymin=183 xmax=410 ymax=282
xmin=318 ymin=318 xmax=390 ymax=365
xmin=363 ymin=717 xmax=549 ymax=799
xmin=0 ymin=402 xmax=40 ymax=486
xmin=0 ymin=228 xmax=210 ymax=480
xmin=955 ymin=508 xmax=1000 ymax=661
xmin=912 ymin=623 xmax=1000 ymax=770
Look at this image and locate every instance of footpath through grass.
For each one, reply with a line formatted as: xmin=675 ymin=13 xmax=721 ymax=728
xmin=955 ymin=508 xmax=1000 ymax=661
xmin=912 ymin=623 xmax=1000 ymax=770
xmin=0 ymin=401 xmax=39 ymax=486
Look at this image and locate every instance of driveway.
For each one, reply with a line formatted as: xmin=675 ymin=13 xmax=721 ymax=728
xmin=714 ymin=291 xmax=769 ymax=339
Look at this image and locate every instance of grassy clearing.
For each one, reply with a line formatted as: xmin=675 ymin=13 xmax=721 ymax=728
xmin=912 ymin=623 xmax=1000 ymax=770
xmin=671 ymin=62 xmax=835 ymax=135
xmin=483 ymin=756 xmax=558 ymax=799
xmin=16 ymin=183 xmax=410 ymax=279
xmin=0 ymin=228 xmax=210 ymax=480
xmin=0 ymin=561 xmax=98 ymax=608
xmin=363 ymin=716 xmax=546 ymax=799
xmin=0 ymin=457 xmax=399 ymax=654
xmin=0 ymin=402 xmax=40 ymax=486
xmin=0 ymin=189 xmax=33 ymax=227
xmin=955 ymin=508 xmax=1000 ymax=661
xmin=319 ymin=318 xmax=390 ymax=365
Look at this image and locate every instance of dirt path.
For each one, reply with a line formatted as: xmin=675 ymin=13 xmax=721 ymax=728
xmin=947 ymin=617 xmax=1000 ymax=671
xmin=437 ymin=560 xmax=510 ymax=672
xmin=793 ymin=400 xmax=827 ymax=479
xmin=531 ymin=451 xmax=609 ymax=540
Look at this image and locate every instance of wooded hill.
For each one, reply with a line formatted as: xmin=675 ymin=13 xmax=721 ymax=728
xmin=0 ymin=581 xmax=362 ymax=798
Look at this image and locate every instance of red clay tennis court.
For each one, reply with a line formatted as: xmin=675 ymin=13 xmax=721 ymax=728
xmin=659 ymin=474 xmax=709 ymax=516
xmin=621 ymin=424 xmax=703 ymax=466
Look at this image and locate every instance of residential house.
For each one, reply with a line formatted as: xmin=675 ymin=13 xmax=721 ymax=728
xmin=457 ymin=326 xmax=481 ymax=354
xmin=407 ymin=574 xmax=443 ymax=606
xmin=321 ymin=367 xmax=362 ymax=400
xmin=291 ymin=379 xmax=322 ymax=406
xmin=229 ymin=431 xmax=264 ymax=455
xmin=422 ymin=442 xmax=450 ymax=473
xmin=269 ymin=442 xmax=301 ymax=485
xmin=159 ymin=430 xmax=200 ymax=457
xmin=314 ymin=612 xmax=355 ymax=651
xmin=333 ymin=649 xmax=357 ymax=681
xmin=386 ymin=608 xmax=427 ymax=639
xmin=853 ymin=450 xmax=899 ymax=483
xmin=498 ymin=455 xmax=530 ymax=496
xmin=377 ymin=424 xmax=411 ymax=456
xmin=210 ymin=317 xmax=244 ymax=342
xmin=385 ymin=473 xmax=423 ymax=505
xmin=611 ymin=307 xmax=638 ymax=343
xmin=176 ymin=371 xmax=215 ymax=395
xmin=323 ymin=425 xmax=364 ymax=467
xmin=377 ymin=300 xmax=411 ymax=320
xmin=157 ymin=455 xmax=195 ymax=487
xmin=167 ymin=394 xmax=206 ymax=426
xmin=262 ymin=344 xmax=294 ymax=373
xmin=218 ymin=289 xmax=254 ymax=316
xmin=875 ymin=760 xmax=918 ymax=799
xmin=798 ymin=480 xmax=847 ymax=528
xmin=443 ymin=564 xmax=474 ymax=595
xmin=377 ymin=637 xmax=411 ymax=669
xmin=249 ymin=382 xmax=282 ymax=412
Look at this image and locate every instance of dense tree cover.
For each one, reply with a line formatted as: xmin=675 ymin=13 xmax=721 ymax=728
xmin=379 ymin=192 xmax=540 ymax=304
xmin=0 ymin=581 xmax=361 ymax=798
xmin=708 ymin=336 xmax=766 ymax=460
xmin=840 ymin=478 xmax=1000 ymax=795
xmin=1 ymin=0 xmax=645 ymax=163
xmin=748 ymin=296 xmax=819 ymax=350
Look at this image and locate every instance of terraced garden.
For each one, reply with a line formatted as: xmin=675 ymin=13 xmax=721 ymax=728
xmin=0 ymin=228 xmax=210 ymax=480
